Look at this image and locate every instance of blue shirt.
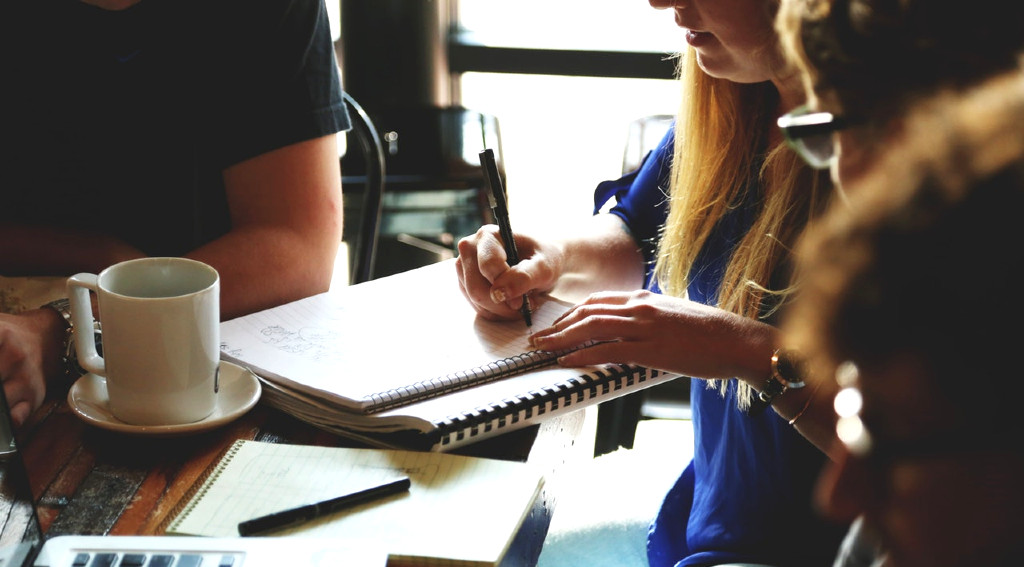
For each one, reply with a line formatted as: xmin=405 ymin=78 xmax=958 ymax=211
xmin=595 ymin=127 xmax=845 ymax=567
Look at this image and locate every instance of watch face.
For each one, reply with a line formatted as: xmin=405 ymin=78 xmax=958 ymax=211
xmin=773 ymin=349 xmax=807 ymax=389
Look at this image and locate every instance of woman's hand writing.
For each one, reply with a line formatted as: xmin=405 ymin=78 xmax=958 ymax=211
xmin=455 ymin=225 xmax=564 ymax=321
xmin=529 ymin=290 xmax=776 ymax=382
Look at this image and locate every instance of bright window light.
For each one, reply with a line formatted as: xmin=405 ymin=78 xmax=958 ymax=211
xmin=457 ymin=1 xmax=683 ymax=231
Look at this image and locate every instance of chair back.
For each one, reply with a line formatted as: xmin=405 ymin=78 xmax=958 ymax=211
xmin=341 ymin=92 xmax=386 ymax=284
xmin=622 ymin=114 xmax=673 ymax=174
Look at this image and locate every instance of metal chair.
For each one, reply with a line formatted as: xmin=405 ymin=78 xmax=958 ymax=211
xmin=341 ymin=104 xmax=504 ymax=280
xmin=341 ymin=91 xmax=386 ymax=285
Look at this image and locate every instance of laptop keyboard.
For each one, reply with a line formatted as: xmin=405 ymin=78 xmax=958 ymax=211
xmin=68 ymin=552 xmax=241 ymax=567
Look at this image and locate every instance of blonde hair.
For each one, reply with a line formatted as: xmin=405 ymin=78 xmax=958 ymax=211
xmin=654 ymin=48 xmax=829 ymax=409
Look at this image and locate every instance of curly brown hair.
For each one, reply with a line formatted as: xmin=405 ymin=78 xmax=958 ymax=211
xmin=777 ymin=0 xmax=1024 ymax=127
xmin=787 ymin=73 xmax=1024 ymax=416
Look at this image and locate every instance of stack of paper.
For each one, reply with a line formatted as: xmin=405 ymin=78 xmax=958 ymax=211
xmin=219 ymin=260 xmax=680 ymax=451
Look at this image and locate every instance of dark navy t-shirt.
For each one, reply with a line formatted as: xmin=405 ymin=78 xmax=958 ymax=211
xmin=1 ymin=0 xmax=350 ymax=257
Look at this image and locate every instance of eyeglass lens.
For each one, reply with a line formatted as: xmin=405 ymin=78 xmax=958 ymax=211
xmin=794 ymin=134 xmax=835 ymax=170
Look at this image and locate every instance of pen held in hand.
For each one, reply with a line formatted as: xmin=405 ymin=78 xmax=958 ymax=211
xmin=479 ymin=148 xmax=532 ymax=327
xmin=237 ymin=476 xmax=411 ymax=536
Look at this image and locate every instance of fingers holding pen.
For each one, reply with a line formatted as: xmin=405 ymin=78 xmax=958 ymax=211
xmin=456 ymin=225 xmax=562 ymax=318
xmin=488 ymin=235 xmax=562 ymax=310
xmin=471 ymin=226 xmax=515 ymax=282
xmin=455 ymin=262 xmax=509 ymax=322
xmin=456 ymin=231 xmax=514 ymax=320
xmin=456 ymin=225 xmax=530 ymax=320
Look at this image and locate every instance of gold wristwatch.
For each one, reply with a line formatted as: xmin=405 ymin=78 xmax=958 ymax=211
xmin=748 ymin=348 xmax=806 ymax=416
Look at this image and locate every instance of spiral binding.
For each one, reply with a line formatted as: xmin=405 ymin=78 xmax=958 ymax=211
xmin=366 ymin=349 xmax=560 ymax=412
xmin=164 ymin=439 xmax=245 ymax=533
xmin=436 ymin=364 xmax=665 ymax=447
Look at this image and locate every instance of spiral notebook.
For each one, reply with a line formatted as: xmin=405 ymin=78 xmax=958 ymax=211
xmin=219 ymin=260 xmax=679 ymax=450
xmin=0 ymin=384 xmax=383 ymax=567
xmin=165 ymin=439 xmax=544 ymax=567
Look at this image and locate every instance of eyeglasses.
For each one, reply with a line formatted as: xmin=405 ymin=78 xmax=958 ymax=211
xmin=777 ymin=105 xmax=854 ymax=170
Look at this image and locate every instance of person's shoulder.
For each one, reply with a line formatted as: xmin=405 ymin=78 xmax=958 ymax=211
xmin=202 ymin=0 xmax=322 ymax=27
xmin=167 ymin=0 xmax=322 ymax=57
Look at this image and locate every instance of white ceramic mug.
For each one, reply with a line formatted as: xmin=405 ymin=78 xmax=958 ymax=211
xmin=67 ymin=257 xmax=220 ymax=426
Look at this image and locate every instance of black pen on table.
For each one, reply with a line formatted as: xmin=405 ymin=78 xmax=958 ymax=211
xmin=237 ymin=476 xmax=411 ymax=536
xmin=479 ymin=148 xmax=532 ymax=327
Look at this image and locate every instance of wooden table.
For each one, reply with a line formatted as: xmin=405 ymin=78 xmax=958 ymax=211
xmin=12 ymin=395 xmax=593 ymax=566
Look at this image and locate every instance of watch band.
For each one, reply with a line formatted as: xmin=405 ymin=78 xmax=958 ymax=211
xmin=42 ymin=298 xmax=99 ymax=385
xmin=748 ymin=348 xmax=807 ymax=416
xmin=42 ymin=299 xmax=77 ymax=383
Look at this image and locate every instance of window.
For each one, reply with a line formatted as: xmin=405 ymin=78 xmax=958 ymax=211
xmin=457 ymin=0 xmax=680 ymax=52
xmin=454 ymin=0 xmax=682 ymax=230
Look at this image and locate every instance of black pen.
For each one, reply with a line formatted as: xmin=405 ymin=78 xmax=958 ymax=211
xmin=479 ymin=148 xmax=532 ymax=327
xmin=237 ymin=476 xmax=411 ymax=536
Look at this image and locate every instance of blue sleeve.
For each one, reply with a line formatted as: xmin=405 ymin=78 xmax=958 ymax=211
xmin=593 ymin=125 xmax=674 ymax=286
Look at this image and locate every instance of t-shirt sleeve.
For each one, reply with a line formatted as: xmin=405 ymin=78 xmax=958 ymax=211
xmin=593 ymin=125 xmax=674 ymax=284
xmin=213 ymin=0 xmax=351 ymax=168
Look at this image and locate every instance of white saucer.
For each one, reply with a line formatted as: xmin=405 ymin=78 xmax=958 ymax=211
xmin=67 ymin=360 xmax=262 ymax=437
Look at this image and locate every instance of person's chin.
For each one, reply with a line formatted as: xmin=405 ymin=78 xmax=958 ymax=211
xmin=693 ymin=54 xmax=764 ymax=84
xmin=693 ymin=51 xmax=728 ymax=79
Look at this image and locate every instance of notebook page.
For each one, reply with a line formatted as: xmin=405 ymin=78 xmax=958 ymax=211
xmin=167 ymin=440 xmax=543 ymax=566
xmin=220 ymin=260 xmax=572 ymax=411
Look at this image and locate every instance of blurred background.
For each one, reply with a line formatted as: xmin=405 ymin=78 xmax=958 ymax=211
xmin=333 ymin=0 xmax=680 ymax=277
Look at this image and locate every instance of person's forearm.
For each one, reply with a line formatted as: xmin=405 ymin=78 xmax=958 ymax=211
xmin=550 ymin=214 xmax=646 ymax=302
xmin=208 ymin=133 xmax=344 ymax=320
xmin=725 ymin=322 xmax=841 ymax=459
xmin=772 ymin=376 xmax=842 ymax=459
xmin=0 ymin=225 xmax=143 ymax=276
xmin=186 ymin=225 xmax=340 ymax=320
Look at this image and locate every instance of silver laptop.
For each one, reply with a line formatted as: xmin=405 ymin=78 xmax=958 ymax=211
xmin=0 ymin=389 xmax=384 ymax=567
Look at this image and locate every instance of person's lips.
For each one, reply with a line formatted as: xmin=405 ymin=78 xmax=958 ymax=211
xmin=684 ymin=28 xmax=713 ymax=47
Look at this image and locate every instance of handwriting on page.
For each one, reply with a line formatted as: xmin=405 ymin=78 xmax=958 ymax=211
xmin=219 ymin=263 xmax=573 ymax=404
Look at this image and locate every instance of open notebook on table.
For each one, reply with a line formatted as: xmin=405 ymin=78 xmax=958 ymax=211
xmin=220 ymin=259 xmax=680 ymax=450
xmin=164 ymin=439 xmax=544 ymax=567
xmin=0 ymin=392 xmax=383 ymax=567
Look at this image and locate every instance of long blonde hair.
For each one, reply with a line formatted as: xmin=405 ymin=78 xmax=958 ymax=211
xmin=653 ymin=48 xmax=829 ymax=408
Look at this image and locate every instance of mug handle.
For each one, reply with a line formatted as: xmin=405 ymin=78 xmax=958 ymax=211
xmin=67 ymin=273 xmax=104 ymax=376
